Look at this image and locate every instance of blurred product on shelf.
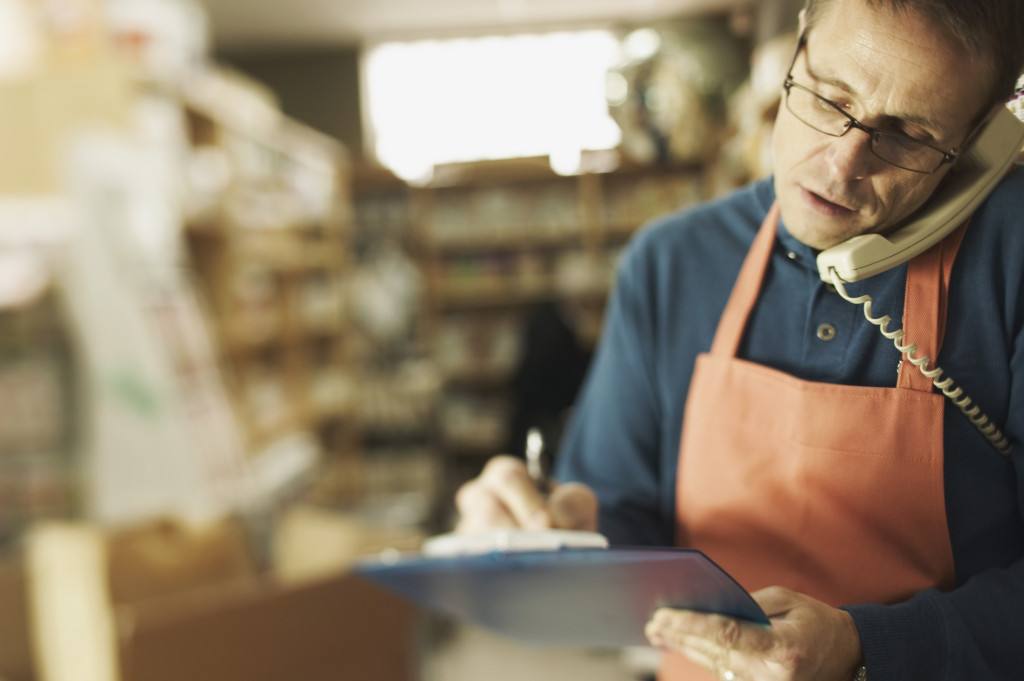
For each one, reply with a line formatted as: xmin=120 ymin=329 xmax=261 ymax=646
xmin=357 ymin=361 xmax=439 ymax=435
xmin=1012 ymin=76 xmax=1024 ymax=161
xmin=606 ymin=18 xmax=749 ymax=166
xmin=708 ymin=30 xmax=798 ymax=193
xmin=440 ymin=394 xmax=509 ymax=455
xmin=350 ymin=241 xmax=423 ymax=348
xmin=60 ymin=129 xmax=253 ymax=526
xmin=0 ymin=293 xmax=76 ymax=548
xmin=356 ymin=448 xmax=442 ymax=528
xmin=435 ymin=317 xmax=522 ymax=382
xmin=600 ymin=171 xmax=705 ymax=234
xmin=431 ymin=183 xmax=579 ymax=246
xmin=105 ymin=0 xmax=208 ymax=85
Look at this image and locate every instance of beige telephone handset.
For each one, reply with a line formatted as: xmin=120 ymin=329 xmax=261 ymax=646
xmin=815 ymin=106 xmax=1024 ymax=456
xmin=817 ymin=106 xmax=1024 ymax=283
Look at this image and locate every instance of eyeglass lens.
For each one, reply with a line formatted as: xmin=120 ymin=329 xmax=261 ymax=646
xmin=786 ymin=84 xmax=946 ymax=173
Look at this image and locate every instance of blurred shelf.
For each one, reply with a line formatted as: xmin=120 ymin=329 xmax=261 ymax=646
xmin=603 ymin=222 xmax=645 ymax=240
xmin=435 ymin=282 xmax=554 ymax=310
xmin=427 ymin=156 xmax=570 ymax=188
xmin=396 ymin=149 xmax=713 ymax=486
xmin=434 ymin=229 xmax=582 ymax=255
xmin=352 ymin=162 xmax=409 ymax=193
xmin=589 ymin=155 xmax=705 ymax=178
xmin=186 ymin=215 xmax=346 ymax=238
xmin=228 ymin=247 xmax=345 ymax=274
xmin=220 ymin=328 xmax=346 ymax=356
xmin=359 ymin=424 xmax=435 ymax=447
xmin=310 ymin=401 xmax=358 ymax=424
xmin=441 ymin=437 xmax=503 ymax=458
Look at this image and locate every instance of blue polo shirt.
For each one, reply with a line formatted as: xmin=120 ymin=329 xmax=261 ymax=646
xmin=556 ymin=170 xmax=1024 ymax=679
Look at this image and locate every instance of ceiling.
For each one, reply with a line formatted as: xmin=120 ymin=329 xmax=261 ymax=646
xmin=199 ymin=0 xmax=748 ymax=47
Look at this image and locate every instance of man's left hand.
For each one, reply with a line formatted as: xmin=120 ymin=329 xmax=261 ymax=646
xmin=644 ymin=586 xmax=863 ymax=681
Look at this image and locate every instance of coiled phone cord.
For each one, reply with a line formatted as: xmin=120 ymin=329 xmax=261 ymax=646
xmin=828 ymin=268 xmax=1013 ymax=456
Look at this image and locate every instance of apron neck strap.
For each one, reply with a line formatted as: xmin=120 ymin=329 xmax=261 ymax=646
xmin=710 ymin=202 xmax=780 ymax=358
xmin=897 ymin=220 xmax=969 ymax=391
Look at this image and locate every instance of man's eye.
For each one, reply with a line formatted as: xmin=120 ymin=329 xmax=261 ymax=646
xmin=897 ymin=128 xmax=931 ymax=144
xmin=813 ymin=95 xmax=842 ymax=112
xmin=819 ymin=90 xmax=850 ymax=109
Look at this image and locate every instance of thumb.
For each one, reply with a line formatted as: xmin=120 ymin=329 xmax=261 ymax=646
xmin=548 ymin=483 xmax=599 ymax=531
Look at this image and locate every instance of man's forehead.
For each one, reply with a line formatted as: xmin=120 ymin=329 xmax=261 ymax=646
xmin=804 ymin=3 xmax=991 ymax=134
xmin=801 ymin=37 xmax=945 ymax=131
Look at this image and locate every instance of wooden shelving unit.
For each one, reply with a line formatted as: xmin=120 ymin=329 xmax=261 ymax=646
xmin=407 ymin=153 xmax=708 ymax=476
xmin=180 ymin=69 xmax=362 ymax=498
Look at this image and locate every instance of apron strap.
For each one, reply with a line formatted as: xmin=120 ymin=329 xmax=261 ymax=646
xmin=709 ymin=203 xmax=780 ymax=358
xmin=897 ymin=221 xmax=970 ymax=392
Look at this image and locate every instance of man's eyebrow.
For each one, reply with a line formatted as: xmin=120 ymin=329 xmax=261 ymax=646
xmin=804 ymin=55 xmax=942 ymax=135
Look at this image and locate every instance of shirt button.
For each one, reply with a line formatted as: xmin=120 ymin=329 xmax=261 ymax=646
xmin=786 ymin=251 xmax=799 ymax=261
xmin=816 ymin=323 xmax=837 ymax=342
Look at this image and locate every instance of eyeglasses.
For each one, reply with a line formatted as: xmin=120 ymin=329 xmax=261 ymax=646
xmin=782 ymin=37 xmax=959 ymax=174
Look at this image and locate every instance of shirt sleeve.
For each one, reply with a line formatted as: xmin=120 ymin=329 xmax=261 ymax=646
xmin=554 ymin=237 xmax=671 ymax=546
xmin=845 ymin=560 xmax=1024 ymax=679
xmin=844 ymin=320 xmax=1024 ymax=680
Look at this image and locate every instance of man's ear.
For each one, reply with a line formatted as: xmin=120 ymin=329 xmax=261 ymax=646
xmin=797 ymin=8 xmax=808 ymax=34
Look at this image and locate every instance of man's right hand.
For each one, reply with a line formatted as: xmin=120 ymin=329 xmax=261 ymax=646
xmin=454 ymin=455 xmax=599 ymax=533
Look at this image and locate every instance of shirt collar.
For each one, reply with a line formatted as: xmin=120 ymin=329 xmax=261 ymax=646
xmin=757 ymin=178 xmax=820 ymax=272
xmin=776 ymin=215 xmax=820 ymax=272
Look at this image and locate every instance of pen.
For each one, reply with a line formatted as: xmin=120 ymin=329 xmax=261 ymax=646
xmin=525 ymin=427 xmax=551 ymax=495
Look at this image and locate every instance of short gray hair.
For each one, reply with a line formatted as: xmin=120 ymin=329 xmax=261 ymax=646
xmin=804 ymin=0 xmax=1024 ymax=105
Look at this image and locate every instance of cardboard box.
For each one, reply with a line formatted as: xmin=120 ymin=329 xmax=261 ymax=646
xmin=25 ymin=520 xmax=418 ymax=681
xmin=0 ymin=559 xmax=34 ymax=681
xmin=117 ymin=574 xmax=416 ymax=681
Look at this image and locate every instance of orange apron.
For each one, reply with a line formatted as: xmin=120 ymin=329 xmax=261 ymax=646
xmin=662 ymin=204 xmax=964 ymax=680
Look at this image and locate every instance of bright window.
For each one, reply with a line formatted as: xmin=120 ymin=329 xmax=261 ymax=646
xmin=363 ymin=30 xmax=623 ymax=181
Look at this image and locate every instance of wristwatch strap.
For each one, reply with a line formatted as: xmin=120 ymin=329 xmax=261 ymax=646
xmin=853 ymin=665 xmax=868 ymax=681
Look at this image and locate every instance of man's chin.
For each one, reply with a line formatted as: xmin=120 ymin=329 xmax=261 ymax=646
xmin=785 ymin=219 xmax=861 ymax=251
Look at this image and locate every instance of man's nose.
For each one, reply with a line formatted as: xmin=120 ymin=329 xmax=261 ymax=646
xmin=825 ymin=128 xmax=878 ymax=181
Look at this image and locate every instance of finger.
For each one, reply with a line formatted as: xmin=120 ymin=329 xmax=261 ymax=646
xmin=650 ymin=608 xmax=775 ymax=656
xmin=645 ymin=622 xmax=722 ymax=677
xmin=548 ymin=483 xmax=599 ymax=531
xmin=751 ymin=585 xmax=800 ymax=617
xmin=674 ymin=644 xmax=720 ymax=675
xmin=648 ymin=625 xmax=724 ymax=660
xmin=479 ymin=456 xmax=550 ymax=529
xmin=455 ymin=478 xmax=518 ymax=531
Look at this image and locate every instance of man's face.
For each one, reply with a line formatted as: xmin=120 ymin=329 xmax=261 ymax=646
xmin=772 ymin=0 xmax=994 ymax=250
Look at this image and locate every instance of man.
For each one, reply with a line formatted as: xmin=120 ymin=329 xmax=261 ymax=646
xmin=455 ymin=0 xmax=1024 ymax=679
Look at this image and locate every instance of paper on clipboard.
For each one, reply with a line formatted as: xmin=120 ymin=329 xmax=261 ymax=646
xmin=355 ymin=538 xmax=768 ymax=648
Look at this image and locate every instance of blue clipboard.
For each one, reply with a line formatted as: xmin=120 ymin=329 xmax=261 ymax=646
xmin=355 ymin=547 xmax=768 ymax=647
